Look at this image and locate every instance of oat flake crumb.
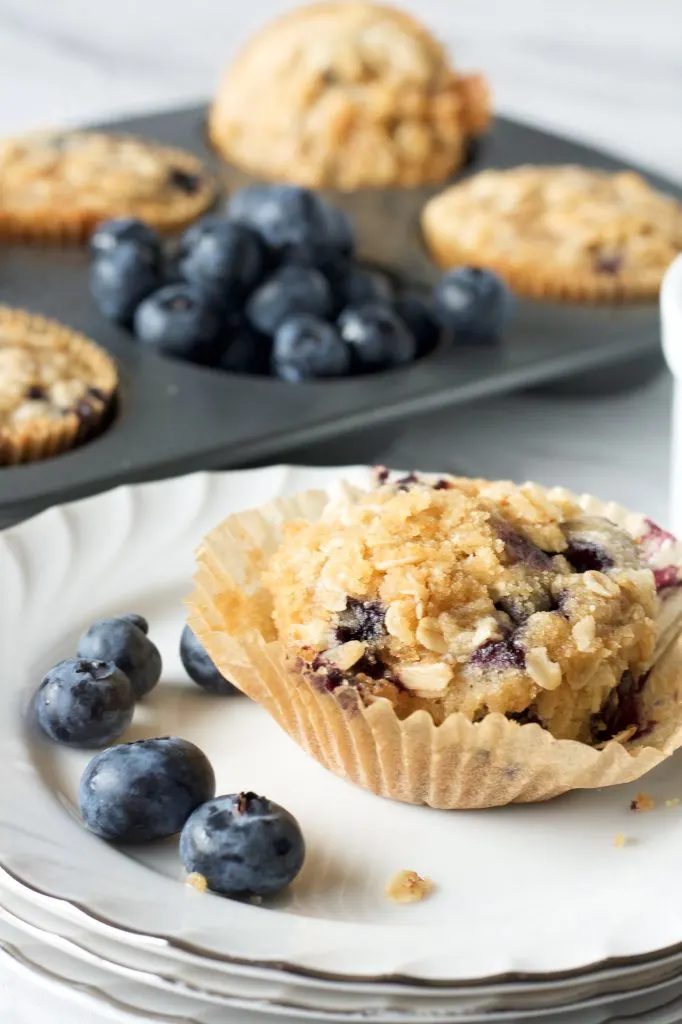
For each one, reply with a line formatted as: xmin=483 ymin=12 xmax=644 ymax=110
xmin=630 ymin=792 xmax=656 ymax=812
xmin=386 ymin=870 xmax=433 ymax=904
xmin=186 ymin=872 xmax=208 ymax=893
xmin=665 ymin=798 xmax=680 ymax=808
xmin=613 ymin=832 xmax=629 ymax=848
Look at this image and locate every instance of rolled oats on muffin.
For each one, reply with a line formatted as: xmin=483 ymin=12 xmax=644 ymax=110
xmin=421 ymin=165 xmax=682 ymax=302
xmin=0 ymin=131 xmax=216 ymax=243
xmin=189 ymin=471 xmax=682 ymax=809
xmin=0 ymin=306 xmax=117 ymax=464
xmin=208 ymin=1 xmax=491 ymax=190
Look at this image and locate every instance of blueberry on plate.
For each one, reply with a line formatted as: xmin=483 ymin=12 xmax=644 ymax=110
xmin=90 ymin=217 xmax=161 ymax=261
xmin=80 ymin=737 xmax=216 ymax=843
xmin=133 ymin=284 xmax=225 ymax=364
xmin=246 ymin=265 xmax=333 ymax=336
xmin=341 ymin=266 xmax=394 ymax=308
xmin=34 ymin=658 xmax=134 ymax=748
xmin=337 ymin=303 xmax=416 ymax=371
xmin=90 ymin=242 xmax=162 ymax=326
xmin=178 ymin=220 xmax=267 ymax=306
xmin=219 ymin=321 xmax=272 ymax=376
xmin=324 ymin=206 xmax=355 ymax=259
xmin=394 ymin=293 xmax=441 ymax=357
xmin=272 ymin=315 xmax=351 ymax=382
xmin=117 ymin=613 xmax=149 ymax=635
xmin=180 ymin=792 xmax=305 ymax=897
xmin=180 ymin=624 xmax=241 ymax=695
xmin=433 ymin=266 xmax=513 ymax=342
xmin=77 ymin=616 xmax=162 ymax=699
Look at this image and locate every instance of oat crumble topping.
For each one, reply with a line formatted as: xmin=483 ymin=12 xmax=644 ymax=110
xmin=385 ymin=869 xmax=433 ymax=903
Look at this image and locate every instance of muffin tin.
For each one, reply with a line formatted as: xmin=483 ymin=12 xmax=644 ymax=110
xmin=0 ymin=102 xmax=677 ymax=524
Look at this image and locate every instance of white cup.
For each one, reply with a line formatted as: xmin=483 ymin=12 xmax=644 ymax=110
xmin=661 ymin=254 xmax=682 ymax=535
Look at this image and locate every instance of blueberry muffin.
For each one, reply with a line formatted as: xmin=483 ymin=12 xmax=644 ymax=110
xmin=421 ymin=166 xmax=682 ymax=301
xmin=0 ymin=131 xmax=216 ymax=243
xmin=190 ymin=472 xmax=682 ymax=808
xmin=0 ymin=307 xmax=118 ymax=464
xmin=209 ymin=1 xmax=491 ymax=190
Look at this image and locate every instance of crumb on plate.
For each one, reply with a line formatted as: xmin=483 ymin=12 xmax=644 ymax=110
xmin=385 ymin=870 xmax=433 ymax=904
xmin=630 ymin=792 xmax=656 ymax=812
xmin=186 ymin=872 xmax=208 ymax=893
xmin=665 ymin=798 xmax=680 ymax=808
xmin=614 ymin=832 xmax=629 ymax=848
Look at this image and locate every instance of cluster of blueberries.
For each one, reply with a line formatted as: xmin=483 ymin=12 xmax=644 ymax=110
xmin=34 ymin=615 xmax=304 ymax=898
xmin=89 ymin=183 xmax=513 ymax=381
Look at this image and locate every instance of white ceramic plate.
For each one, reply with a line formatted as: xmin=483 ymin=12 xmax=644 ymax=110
xmin=4 ymin=903 xmax=682 ymax=1024
xmin=3 ymin=466 xmax=682 ymax=988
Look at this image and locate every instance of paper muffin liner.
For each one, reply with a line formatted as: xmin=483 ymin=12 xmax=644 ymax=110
xmin=188 ymin=483 xmax=682 ymax=809
xmin=0 ymin=307 xmax=118 ymax=465
xmin=421 ymin=231 xmax=664 ymax=303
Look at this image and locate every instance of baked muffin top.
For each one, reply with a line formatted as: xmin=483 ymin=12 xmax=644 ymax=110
xmin=264 ymin=473 xmax=658 ymax=742
xmin=209 ymin=1 xmax=490 ymax=189
xmin=421 ymin=165 xmax=682 ymax=300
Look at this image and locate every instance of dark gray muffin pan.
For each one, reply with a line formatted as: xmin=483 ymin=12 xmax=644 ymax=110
xmin=0 ymin=103 xmax=675 ymax=523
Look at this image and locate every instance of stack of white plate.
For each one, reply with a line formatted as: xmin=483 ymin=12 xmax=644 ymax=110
xmin=3 ymin=465 xmax=682 ymax=1024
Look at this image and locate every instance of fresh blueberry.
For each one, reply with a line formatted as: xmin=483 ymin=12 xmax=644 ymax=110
xmin=341 ymin=266 xmax=394 ymax=307
xmin=246 ymin=266 xmax=333 ymax=336
xmin=219 ymin=321 xmax=272 ymax=376
xmin=117 ymin=613 xmax=149 ymax=635
xmin=77 ymin=617 xmax=162 ymax=699
xmin=180 ymin=624 xmax=241 ymax=695
xmin=80 ymin=737 xmax=216 ymax=843
xmin=178 ymin=220 xmax=267 ymax=306
xmin=324 ymin=206 xmax=355 ymax=258
xmin=433 ymin=267 xmax=513 ymax=342
xmin=228 ymin=184 xmax=332 ymax=257
xmin=337 ymin=303 xmax=416 ymax=371
xmin=90 ymin=242 xmax=162 ymax=326
xmin=272 ymin=315 xmax=350 ymax=382
xmin=90 ymin=218 xmax=161 ymax=261
xmin=394 ymin=293 xmax=441 ymax=357
xmin=133 ymin=284 xmax=225 ymax=364
xmin=34 ymin=658 xmax=134 ymax=748
xmin=180 ymin=792 xmax=305 ymax=897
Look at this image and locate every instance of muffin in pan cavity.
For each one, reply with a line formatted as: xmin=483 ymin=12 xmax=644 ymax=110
xmin=0 ymin=307 xmax=118 ymax=465
xmin=0 ymin=131 xmax=216 ymax=243
xmin=209 ymin=1 xmax=491 ymax=190
xmin=422 ymin=165 xmax=682 ymax=302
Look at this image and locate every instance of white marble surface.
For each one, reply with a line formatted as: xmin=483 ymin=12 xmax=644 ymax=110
xmin=0 ymin=0 xmax=679 ymax=526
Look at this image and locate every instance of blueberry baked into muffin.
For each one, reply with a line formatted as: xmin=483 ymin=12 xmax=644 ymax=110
xmin=209 ymin=1 xmax=491 ymax=190
xmin=0 ymin=131 xmax=216 ymax=243
xmin=421 ymin=166 xmax=682 ymax=301
xmin=0 ymin=306 xmax=117 ymax=464
xmin=190 ymin=471 xmax=682 ymax=808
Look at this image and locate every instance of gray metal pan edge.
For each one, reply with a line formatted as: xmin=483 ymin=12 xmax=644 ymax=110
xmin=0 ymin=104 xmax=677 ymax=518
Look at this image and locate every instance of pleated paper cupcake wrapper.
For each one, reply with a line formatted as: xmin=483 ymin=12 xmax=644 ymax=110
xmin=188 ymin=483 xmax=682 ymax=809
xmin=421 ymin=232 xmax=664 ymax=303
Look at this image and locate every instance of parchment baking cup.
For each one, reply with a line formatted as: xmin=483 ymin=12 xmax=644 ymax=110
xmin=420 ymin=222 xmax=667 ymax=303
xmin=188 ymin=483 xmax=682 ymax=809
xmin=0 ymin=307 xmax=118 ymax=465
xmin=0 ymin=136 xmax=217 ymax=245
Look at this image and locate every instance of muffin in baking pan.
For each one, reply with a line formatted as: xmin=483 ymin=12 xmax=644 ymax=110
xmin=209 ymin=1 xmax=491 ymax=190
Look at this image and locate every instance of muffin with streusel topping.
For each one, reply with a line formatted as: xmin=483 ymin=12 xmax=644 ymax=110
xmin=190 ymin=471 xmax=682 ymax=808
